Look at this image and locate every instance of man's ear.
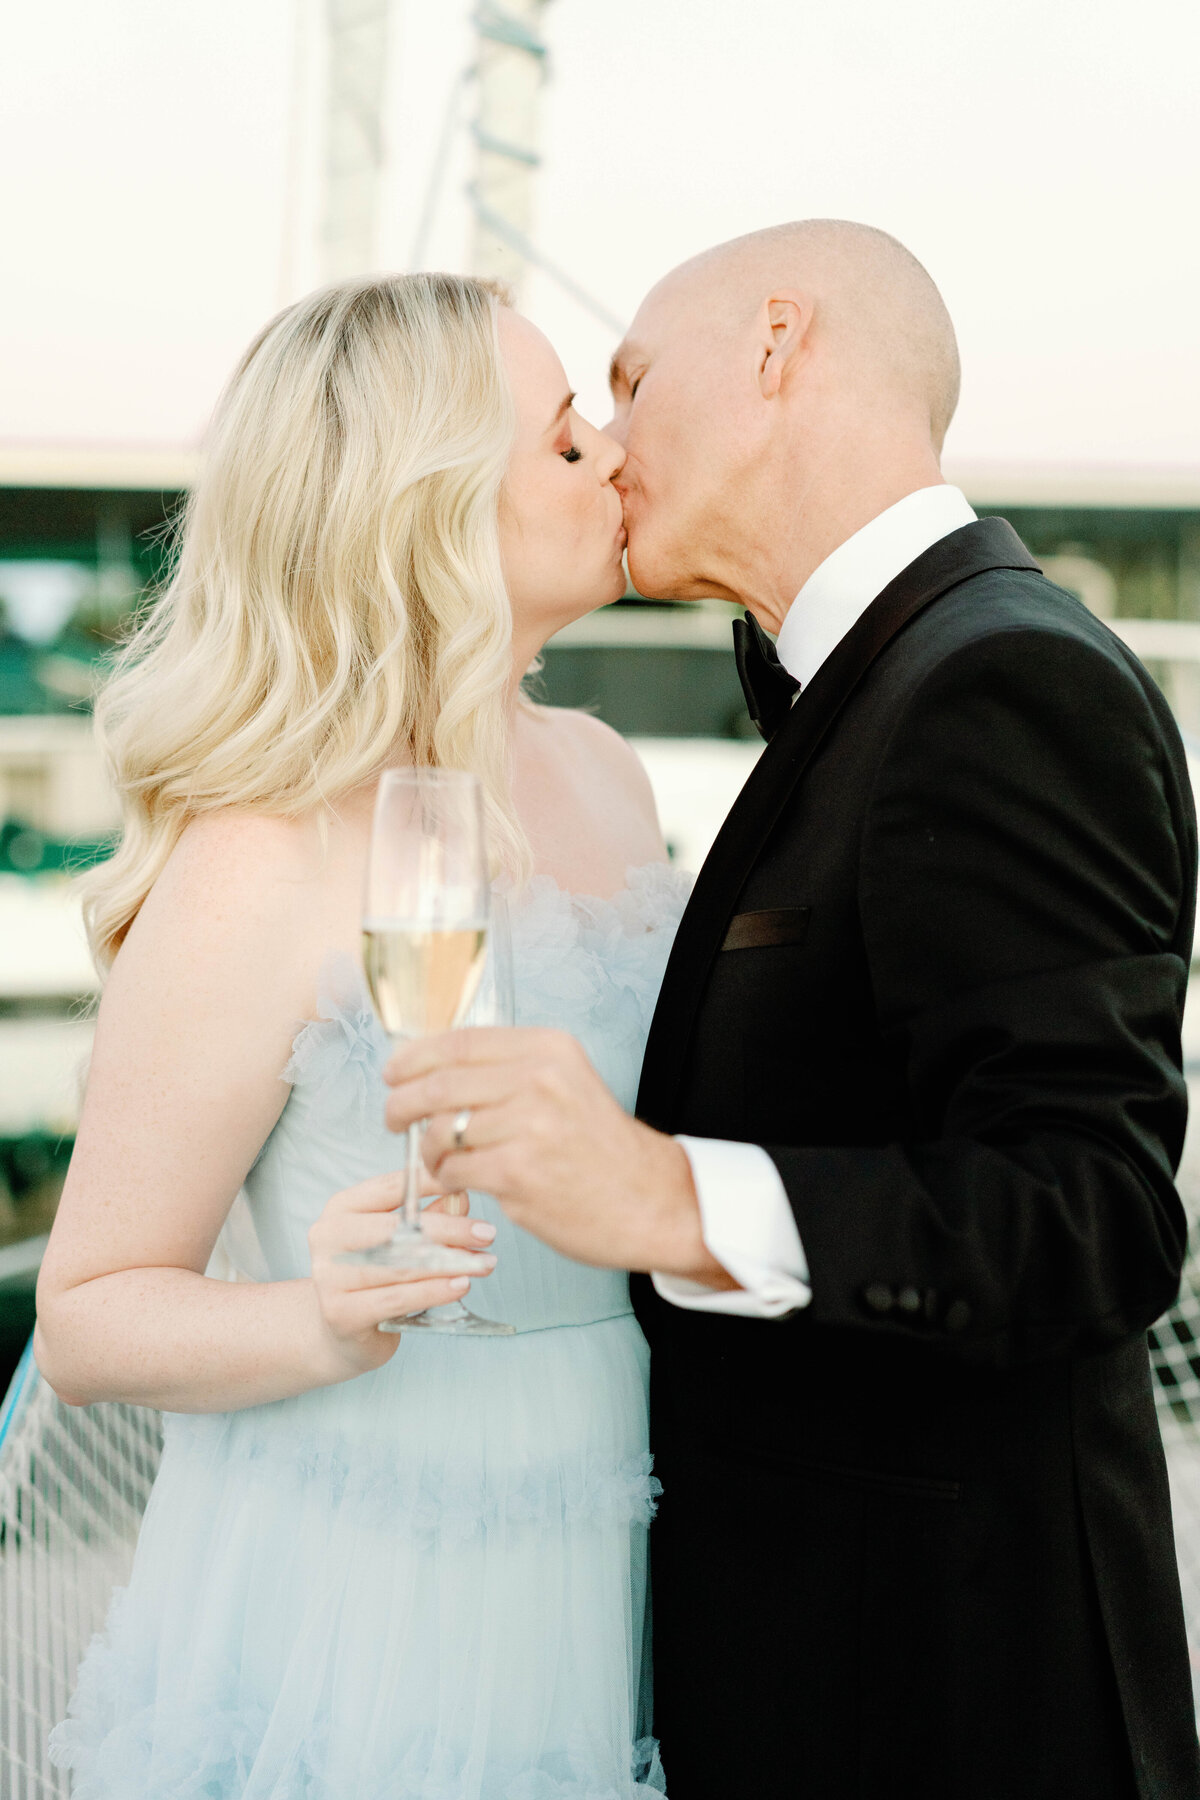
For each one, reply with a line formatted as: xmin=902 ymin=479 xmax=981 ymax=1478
xmin=758 ymin=291 xmax=814 ymax=399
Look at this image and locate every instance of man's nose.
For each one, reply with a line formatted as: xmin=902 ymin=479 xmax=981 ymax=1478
xmin=604 ymin=409 xmax=628 ymax=450
xmin=599 ymin=427 xmax=627 ymax=484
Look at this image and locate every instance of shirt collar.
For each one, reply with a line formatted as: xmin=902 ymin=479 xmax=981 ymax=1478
xmin=774 ymin=485 xmax=978 ymax=688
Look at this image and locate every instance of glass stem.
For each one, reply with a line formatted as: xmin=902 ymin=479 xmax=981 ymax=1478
xmin=404 ymin=1121 xmax=422 ymax=1231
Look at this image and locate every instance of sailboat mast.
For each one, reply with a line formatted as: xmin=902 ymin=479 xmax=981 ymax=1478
xmin=470 ymin=1 xmax=553 ymax=300
xmin=321 ymin=0 xmax=392 ymax=282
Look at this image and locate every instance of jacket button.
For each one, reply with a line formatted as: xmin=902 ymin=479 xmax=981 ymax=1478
xmin=861 ymin=1282 xmax=895 ymax=1315
xmin=944 ymin=1299 xmax=972 ymax=1333
xmin=897 ymin=1285 xmax=922 ymax=1315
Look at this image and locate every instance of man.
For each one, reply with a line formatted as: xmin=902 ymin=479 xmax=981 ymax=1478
xmin=388 ymin=221 xmax=1200 ymax=1797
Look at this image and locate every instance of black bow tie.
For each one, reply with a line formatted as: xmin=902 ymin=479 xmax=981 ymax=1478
xmin=732 ymin=612 xmax=801 ymax=742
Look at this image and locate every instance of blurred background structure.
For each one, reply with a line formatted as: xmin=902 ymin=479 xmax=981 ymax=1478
xmin=2 ymin=0 xmax=1200 ymax=1762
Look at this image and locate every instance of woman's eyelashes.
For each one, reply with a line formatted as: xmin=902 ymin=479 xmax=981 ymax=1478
xmin=561 ymin=444 xmax=583 ymax=464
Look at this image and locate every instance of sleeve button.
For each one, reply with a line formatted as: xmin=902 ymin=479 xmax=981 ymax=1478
xmin=897 ymin=1285 xmax=922 ymax=1315
xmin=861 ymin=1282 xmax=895 ymax=1315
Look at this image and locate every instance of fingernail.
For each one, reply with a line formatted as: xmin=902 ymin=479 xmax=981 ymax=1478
xmin=451 ymin=1276 xmax=470 ymax=1292
xmin=470 ymin=1222 xmax=497 ymax=1243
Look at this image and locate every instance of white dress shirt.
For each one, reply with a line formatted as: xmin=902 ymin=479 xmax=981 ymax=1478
xmin=652 ymin=484 xmax=978 ymax=1318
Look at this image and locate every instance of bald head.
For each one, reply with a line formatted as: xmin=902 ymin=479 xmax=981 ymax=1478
xmin=660 ymin=219 xmax=961 ymax=449
xmin=607 ymin=219 xmax=963 ymax=614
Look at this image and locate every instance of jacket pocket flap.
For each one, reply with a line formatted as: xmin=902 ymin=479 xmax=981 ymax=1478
xmin=720 ymin=906 xmax=812 ymax=952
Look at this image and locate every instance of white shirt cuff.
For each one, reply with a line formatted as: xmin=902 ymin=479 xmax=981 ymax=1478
xmin=651 ymin=1136 xmax=812 ymax=1320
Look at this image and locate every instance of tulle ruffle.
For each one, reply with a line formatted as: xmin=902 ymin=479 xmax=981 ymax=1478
xmin=160 ymin=1407 xmax=661 ymax=1540
xmin=503 ymin=864 xmax=691 ymax=1110
xmin=49 ymin=1580 xmax=667 ymax=1800
xmin=52 ymin=1689 xmax=665 ymax=1800
xmin=280 ymin=959 xmax=384 ymax=1128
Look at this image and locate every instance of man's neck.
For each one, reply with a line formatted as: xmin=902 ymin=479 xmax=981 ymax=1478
xmin=739 ymin=456 xmax=949 ymax=636
xmin=772 ymin=483 xmax=977 ymax=688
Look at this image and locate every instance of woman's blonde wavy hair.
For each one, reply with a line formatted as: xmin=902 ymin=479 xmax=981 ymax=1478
xmin=81 ymin=271 xmax=524 ymax=975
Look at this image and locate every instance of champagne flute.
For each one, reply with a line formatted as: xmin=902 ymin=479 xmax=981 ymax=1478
xmin=415 ymin=890 xmax=517 ymax=1336
xmin=338 ymin=768 xmax=513 ymax=1335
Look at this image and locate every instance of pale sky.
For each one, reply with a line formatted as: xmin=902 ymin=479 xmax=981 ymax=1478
xmin=2 ymin=0 xmax=1198 ymax=473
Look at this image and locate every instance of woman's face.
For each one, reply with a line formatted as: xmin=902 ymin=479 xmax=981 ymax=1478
xmin=497 ymin=310 xmax=628 ymax=653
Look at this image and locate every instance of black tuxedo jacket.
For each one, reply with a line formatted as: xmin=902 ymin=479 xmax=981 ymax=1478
xmin=633 ymin=518 xmax=1200 ymax=1800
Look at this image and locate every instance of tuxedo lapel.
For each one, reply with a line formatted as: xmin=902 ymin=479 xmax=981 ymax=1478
xmin=636 ymin=517 xmax=1041 ymax=1128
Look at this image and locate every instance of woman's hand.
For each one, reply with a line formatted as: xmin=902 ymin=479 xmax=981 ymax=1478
xmin=307 ymin=1172 xmax=497 ymax=1377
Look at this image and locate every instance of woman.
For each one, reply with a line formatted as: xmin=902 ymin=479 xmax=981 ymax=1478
xmin=35 ymin=274 xmax=688 ymax=1796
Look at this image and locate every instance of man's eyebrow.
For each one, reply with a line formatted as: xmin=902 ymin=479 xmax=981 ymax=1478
xmin=546 ymin=391 xmax=576 ymax=430
xmin=608 ymin=345 xmax=644 ymax=391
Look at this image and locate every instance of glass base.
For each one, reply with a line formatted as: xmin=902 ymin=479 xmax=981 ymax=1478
xmin=335 ymin=1227 xmax=481 ymax=1277
xmin=378 ymin=1300 xmax=515 ymax=1337
xmin=335 ymin=1223 xmax=515 ymax=1336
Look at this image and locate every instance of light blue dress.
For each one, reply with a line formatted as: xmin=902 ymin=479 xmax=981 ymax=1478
xmin=48 ymin=862 xmax=691 ymax=1800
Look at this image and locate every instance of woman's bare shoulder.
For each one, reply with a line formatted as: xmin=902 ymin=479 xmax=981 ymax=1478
xmin=526 ymin=703 xmax=650 ymax=791
xmin=173 ymin=805 xmax=326 ymax=863
xmin=123 ymin=805 xmax=358 ymax=996
xmin=148 ymin=808 xmax=326 ymax=917
xmin=522 ymin=704 xmax=665 ymax=861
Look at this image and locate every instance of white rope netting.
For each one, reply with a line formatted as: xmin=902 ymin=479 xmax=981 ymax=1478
xmin=0 ymin=1344 xmax=162 ymax=1798
xmin=1150 ymin=1277 xmax=1200 ymax=1710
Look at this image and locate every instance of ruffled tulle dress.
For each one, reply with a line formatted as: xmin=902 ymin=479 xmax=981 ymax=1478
xmin=48 ymin=861 xmax=692 ymax=1799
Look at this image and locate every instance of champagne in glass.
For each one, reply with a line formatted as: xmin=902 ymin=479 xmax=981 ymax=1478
xmin=361 ymin=922 xmax=488 ymax=1041
xmin=400 ymin=890 xmax=518 ymax=1336
xmin=337 ymin=768 xmax=514 ymax=1336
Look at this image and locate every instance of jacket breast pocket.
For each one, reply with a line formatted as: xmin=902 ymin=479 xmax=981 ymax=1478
xmin=720 ymin=905 xmax=812 ymax=953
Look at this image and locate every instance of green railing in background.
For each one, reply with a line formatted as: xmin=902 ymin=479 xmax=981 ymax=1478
xmin=0 ymin=817 xmax=113 ymax=878
xmin=0 ymin=1132 xmax=73 ymax=1390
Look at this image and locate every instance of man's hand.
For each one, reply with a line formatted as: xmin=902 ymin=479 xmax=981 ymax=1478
xmin=383 ymin=1027 xmax=737 ymax=1285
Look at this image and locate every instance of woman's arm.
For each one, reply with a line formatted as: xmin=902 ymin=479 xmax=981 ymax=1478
xmin=34 ymin=811 xmax=492 ymax=1412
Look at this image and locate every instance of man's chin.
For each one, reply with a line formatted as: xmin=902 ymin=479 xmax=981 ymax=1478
xmin=625 ymin=536 xmax=692 ymax=603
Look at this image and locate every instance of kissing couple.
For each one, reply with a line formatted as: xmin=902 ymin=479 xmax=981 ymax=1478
xmin=38 ymin=221 xmax=1200 ymax=1799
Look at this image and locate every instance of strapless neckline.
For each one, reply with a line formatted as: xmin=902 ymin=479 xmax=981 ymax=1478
xmin=511 ymin=858 xmax=682 ymax=909
xmin=285 ymin=859 xmax=693 ymax=1071
xmin=504 ymin=860 xmax=691 ymax=926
